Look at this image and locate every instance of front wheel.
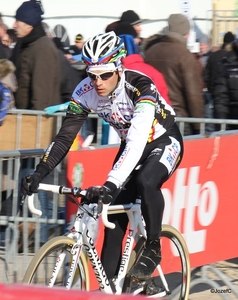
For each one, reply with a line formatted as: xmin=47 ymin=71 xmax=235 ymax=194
xmin=22 ymin=236 xmax=90 ymax=290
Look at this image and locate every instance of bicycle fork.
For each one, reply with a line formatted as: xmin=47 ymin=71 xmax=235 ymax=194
xmin=48 ymin=212 xmax=86 ymax=289
xmin=48 ymin=242 xmax=83 ymax=289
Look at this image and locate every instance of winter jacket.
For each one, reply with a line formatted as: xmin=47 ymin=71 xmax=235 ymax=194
xmin=122 ymin=54 xmax=171 ymax=105
xmin=204 ymin=48 xmax=228 ymax=94
xmin=145 ymin=32 xmax=204 ymax=135
xmin=212 ymin=48 xmax=238 ymax=127
xmin=12 ymin=24 xmax=61 ymax=110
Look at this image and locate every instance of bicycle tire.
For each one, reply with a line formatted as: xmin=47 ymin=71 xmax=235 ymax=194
xmin=160 ymin=225 xmax=190 ymax=300
xmin=124 ymin=225 xmax=190 ymax=300
xmin=22 ymin=236 xmax=90 ymax=290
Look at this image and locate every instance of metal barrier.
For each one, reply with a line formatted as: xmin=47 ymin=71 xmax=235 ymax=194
xmin=176 ymin=116 xmax=238 ymax=136
xmin=1 ymin=109 xmax=238 ymax=150
xmin=0 ymin=149 xmax=65 ymax=283
xmin=0 ymin=109 xmax=102 ymax=150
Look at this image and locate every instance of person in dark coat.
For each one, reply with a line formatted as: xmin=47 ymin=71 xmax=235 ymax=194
xmin=204 ymin=31 xmax=235 ymax=95
xmin=212 ymin=39 xmax=238 ymax=130
xmin=201 ymin=31 xmax=235 ymax=134
xmin=11 ymin=0 xmax=61 ymax=248
xmin=144 ymin=14 xmax=204 ymax=135
xmin=11 ymin=0 xmax=61 ymax=110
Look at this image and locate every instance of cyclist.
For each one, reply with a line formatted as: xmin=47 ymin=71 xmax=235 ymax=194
xmin=21 ymin=31 xmax=184 ymax=282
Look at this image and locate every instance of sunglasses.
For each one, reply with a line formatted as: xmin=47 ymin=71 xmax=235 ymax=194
xmin=87 ymin=71 xmax=115 ymax=81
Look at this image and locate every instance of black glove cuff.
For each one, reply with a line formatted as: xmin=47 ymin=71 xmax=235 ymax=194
xmin=35 ymin=163 xmax=50 ymax=180
xmin=103 ymin=181 xmax=117 ymax=194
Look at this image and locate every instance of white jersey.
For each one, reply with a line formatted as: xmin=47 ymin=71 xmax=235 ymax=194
xmin=69 ymin=69 xmax=176 ymax=188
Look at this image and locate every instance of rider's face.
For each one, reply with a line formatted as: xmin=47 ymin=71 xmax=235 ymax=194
xmin=88 ymin=70 xmax=120 ymax=97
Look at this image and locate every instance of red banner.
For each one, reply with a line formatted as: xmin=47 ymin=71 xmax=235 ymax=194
xmin=67 ymin=135 xmax=238 ymax=289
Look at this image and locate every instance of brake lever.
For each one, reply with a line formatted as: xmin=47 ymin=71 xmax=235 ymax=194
xmin=97 ymin=197 xmax=103 ymax=215
xmin=20 ymin=175 xmax=33 ymax=206
xmin=20 ymin=195 xmax=26 ymax=207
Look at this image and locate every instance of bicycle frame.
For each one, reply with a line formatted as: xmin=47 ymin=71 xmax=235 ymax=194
xmin=51 ymin=201 xmax=146 ymax=294
xmin=27 ymin=183 xmax=170 ymax=296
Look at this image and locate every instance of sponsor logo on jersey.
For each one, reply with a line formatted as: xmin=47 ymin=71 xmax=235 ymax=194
xmin=43 ymin=142 xmax=55 ymax=162
xmin=75 ymin=82 xmax=94 ymax=97
xmin=125 ymin=81 xmax=141 ymax=96
xmin=98 ymin=110 xmax=133 ymax=125
xmin=150 ymin=83 xmax=157 ymax=94
xmin=166 ymin=142 xmax=180 ymax=167
xmin=148 ymin=147 xmax=162 ymax=158
xmin=113 ymin=145 xmax=130 ymax=170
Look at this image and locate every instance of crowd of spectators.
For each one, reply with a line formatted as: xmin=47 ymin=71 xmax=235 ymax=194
xmin=1 ymin=3 xmax=237 ymax=137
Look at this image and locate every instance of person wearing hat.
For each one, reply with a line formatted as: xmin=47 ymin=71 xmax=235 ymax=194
xmin=145 ymin=13 xmax=204 ymax=136
xmin=199 ymin=34 xmax=212 ymax=68
xmin=203 ymin=31 xmax=235 ymax=133
xmin=68 ymin=33 xmax=84 ymax=56
xmin=12 ymin=0 xmax=61 ymax=110
xmin=120 ymin=10 xmax=146 ymax=54
xmin=212 ymin=32 xmax=238 ymax=130
xmin=205 ymin=31 xmax=235 ymax=96
xmin=120 ymin=10 xmax=144 ymax=39
xmin=105 ymin=10 xmax=145 ymax=50
xmin=64 ymin=33 xmax=85 ymax=64
xmin=11 ymin=0 xmax=61 ymax=249
xmin=75 ymin=33 xmax=84 ymax=44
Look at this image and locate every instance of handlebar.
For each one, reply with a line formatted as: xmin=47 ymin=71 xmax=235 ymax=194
xmin=28 ymin=183 xmax=115 ymax=229
xmin=101 ymin=203 xmax=115 ymax=229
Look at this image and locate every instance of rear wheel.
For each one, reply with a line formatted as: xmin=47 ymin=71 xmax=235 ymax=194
xmin=22 ymin=236 xmax=90 ymax=290
xmin=155 ymin=225 xmax=190 ymax=299
xmin=124 ymin=225 xmax=190 ymax=300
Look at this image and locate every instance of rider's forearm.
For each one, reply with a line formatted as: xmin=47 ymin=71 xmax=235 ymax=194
xmin=36 ymin=112 xmax=87 ymax=177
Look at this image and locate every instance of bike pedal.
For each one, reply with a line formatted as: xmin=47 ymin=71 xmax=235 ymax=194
xmin=127 ymin=278 xmax=147 ymax=295
xmin=145 ymin=280 xmax=166 ymax=297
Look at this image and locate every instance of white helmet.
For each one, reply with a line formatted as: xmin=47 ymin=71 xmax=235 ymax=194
xmin=82 ymin=31 xmax=126 ymax=66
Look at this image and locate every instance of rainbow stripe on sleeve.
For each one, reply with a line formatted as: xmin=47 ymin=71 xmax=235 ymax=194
xmin=68 ymin=99 xmax=90 ymax=114
xmin=136 ymin=95 xmax=157 ymax=106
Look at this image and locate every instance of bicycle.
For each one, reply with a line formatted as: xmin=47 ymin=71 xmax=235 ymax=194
xmin=22 ymin=182 xmax=191 ymax=300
